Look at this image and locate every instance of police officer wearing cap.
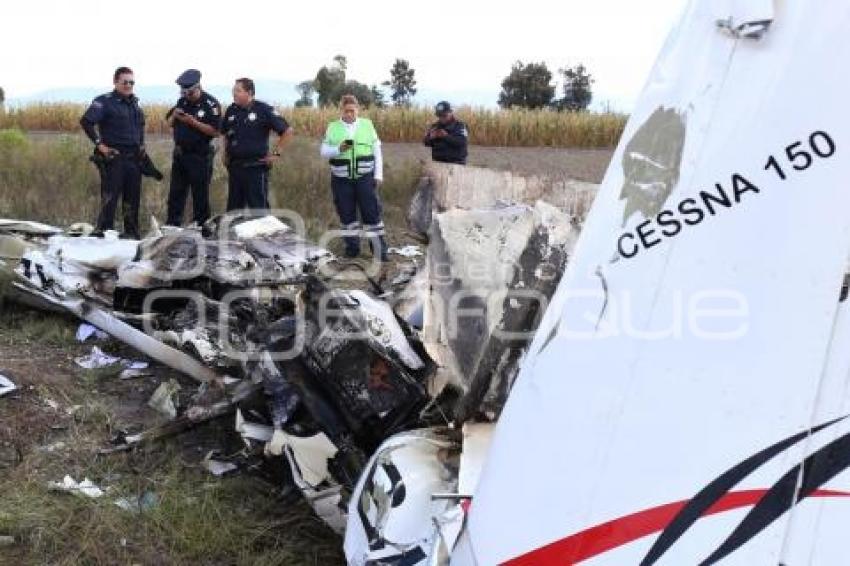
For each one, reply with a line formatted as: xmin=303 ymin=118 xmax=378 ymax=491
xmin=220 ymin=78 xmax=294 ymax=212
xmin=165 ymin=69 xmax=222 ymax=226
xmin=423 ymin=101 xmax=469 ymax=165
xmin=80 ymin=66 xmax=146 ymax=239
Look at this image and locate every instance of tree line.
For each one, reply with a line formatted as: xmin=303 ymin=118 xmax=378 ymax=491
xmin=293 ymin=56 xmax=594 ymax=111
xmin=0 ymin=59 xmax=593 ymax=112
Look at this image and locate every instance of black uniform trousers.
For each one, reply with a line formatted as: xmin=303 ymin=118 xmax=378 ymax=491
xmin=96 ymin=151 xmax=142 ymax=239
xmin=226 ymin=160 xmax=270 ymax=212
xmin=331 ymin=172 xmax=387 ymax=259
xmin=167 ymin=147 xmax=213 ymax=226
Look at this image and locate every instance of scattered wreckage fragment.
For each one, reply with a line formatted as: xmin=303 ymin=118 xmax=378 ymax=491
xmin=0 ymin=161 xmax=595 ymax=564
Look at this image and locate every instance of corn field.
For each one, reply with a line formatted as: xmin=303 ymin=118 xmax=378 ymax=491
xmin=0 ymin=103 xmax=626 ymax=148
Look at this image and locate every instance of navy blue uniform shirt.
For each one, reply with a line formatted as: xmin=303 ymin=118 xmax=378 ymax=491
xmin=424 ymin=118 xmax=469 ymax=164
xmin=81 ymin=91 xmax=145 ymax=149
xmin=166 ymin=91 xmax=222 ymax=151
xmin=220 ymin=100 xmax=289 ymax=161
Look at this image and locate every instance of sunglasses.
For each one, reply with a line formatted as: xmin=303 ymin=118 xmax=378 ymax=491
xmin=119 ymin=80 xmax=135 ymax=86
xmin=180 ymin=87 xmax=199 ymax=96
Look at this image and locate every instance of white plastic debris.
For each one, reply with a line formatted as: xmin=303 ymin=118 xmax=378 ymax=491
xmin=387 ymin=245 xmax=423 ymax=258
xmin=76 ymin=323 xmax=108 ymax=343
xmin=119 ymin=368 xmax=152 ymax=380
xmin=48 ymin=475 xmax=105 ymax=498
xmin=0 ymin=375 xmax=16 ymax=397
xmin=147 ymin=379 xmax=181 ymax=419
xmin=233 ymin=215 xmax=289 ymax=239
xmin=114 ymin=491 xmax=158 ymax=513
xmin=235 ymin=409 xmax=274 ymax=443
xmin=75 ymin=346 xmax=121 ymax=369
xmin=202 ymin=452 xmax=238 ymax=476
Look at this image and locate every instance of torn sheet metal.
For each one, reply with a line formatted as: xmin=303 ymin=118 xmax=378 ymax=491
xmin=0 ymin=375 xmax=17 ymax=397
xmin=148 ymin=379 xmax=181 ymax=419
xmin=76 ymin=323 xmax=108 ymax=342
xmin=75 ymin=346 xmax=121 ymax=369
xmin=424 ymin=200 xmax=576 ymax=421
xmin=0 ymin=219 xmax=62 ymax=236
xmin=202 ymin=451 xmax=238 ymax=476
xmin=387 ymin=245 xmax=423 ymax=258
xmin=344 ymin=428 xmax=460 ymax=566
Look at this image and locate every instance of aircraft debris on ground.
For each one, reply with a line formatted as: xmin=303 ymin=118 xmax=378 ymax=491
xmin=0 ymin=161 xmax=595 ymax=563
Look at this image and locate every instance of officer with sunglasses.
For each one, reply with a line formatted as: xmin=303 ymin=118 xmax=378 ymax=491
xmin=164 ymin=69 xmax=222 ymax=227
xmin=80 ymin=66 xmax=146 ymax=239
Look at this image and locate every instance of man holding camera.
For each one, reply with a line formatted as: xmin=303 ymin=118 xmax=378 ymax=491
xmin=165 ymin=69 xmax=222 ymax=227
xmin=320 ymin=94 xmax=387 ymax=261
xmin=79 ymin=66 xmax=146 ymax=239
xmin=423 ymin=100 xmax=468 ymax=165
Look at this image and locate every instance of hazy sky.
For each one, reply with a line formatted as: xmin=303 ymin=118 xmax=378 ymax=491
xmin=0 ymin=0 xmax=687 ymax=110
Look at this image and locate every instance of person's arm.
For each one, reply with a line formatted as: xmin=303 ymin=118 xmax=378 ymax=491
xmin=179 ymin=114 xmax=219 ymax=137
xmin=373 ymin=139 xmax=383 ymax=184
xmin=423 ymin=126 xmax=436 ymax=147
xmin=442 ymin=123 xmax=469 ymax=148
xmin=79 ymin=97 xmax=112 ymax=156
xmin=139 ymin=108 xmax=146 ymax=149
xmin=320 ymin=141 xmax=340 ymax=158
xmin=220 ymin=112 xmax=231 ymax=166
xmin=261 ymin=109 xmax=294 ymax=163
xmin=165 ymin=105 xmax=179 ymax=127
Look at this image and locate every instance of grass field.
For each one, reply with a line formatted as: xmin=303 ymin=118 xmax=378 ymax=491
xmin=0 ymin=303 xmax=344 ymax=565
xmin=0 ymin=128 xmax=424 ymax=242
xmin=0 ymin=103 xmax=627 ymax=148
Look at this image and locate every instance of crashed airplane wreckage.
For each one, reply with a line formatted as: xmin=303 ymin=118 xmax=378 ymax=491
xmin=0 ymin=163 xmax=597 ymax=561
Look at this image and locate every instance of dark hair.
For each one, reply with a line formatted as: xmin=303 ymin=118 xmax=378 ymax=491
xmin=340 ymin=94 xmax=359 ymax=107
xmin=113 ymin=66 xmax=133 ymax=82
xmin=235 ymin=78 xmax=255 ymax=96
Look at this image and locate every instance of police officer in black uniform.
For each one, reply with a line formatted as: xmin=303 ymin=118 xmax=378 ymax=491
xmin=423 ymin=101 xmax=469 ymax=165
xmin=80 ymin=66 xmax=146 ymax=239
xmin=220 ymin=78 xmax=294 ymax=212
xmin=165 ymin=69 xmax=222 ymax=226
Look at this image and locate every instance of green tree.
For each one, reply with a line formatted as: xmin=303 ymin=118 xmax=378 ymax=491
xmin=497 ymin=61 xmax=555 ymax=109
xmin=553 ymin=64 xmax=594 ymax=112
xmin=331 ymin=80 xmax=377 ymax=107
xmin=0 ymin=86 xmax=5 ymax=112
xmin=382 ymin=59 xmax=417 ymax=107
xmin=294 ymin=80 xmax=315 ymax=107
xmin=314 ymin=55 xmax=347 ymax=106
xmin=370 ymin=85 xmax=386 ymax=108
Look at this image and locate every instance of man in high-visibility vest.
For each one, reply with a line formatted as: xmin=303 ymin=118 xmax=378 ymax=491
xmin=320 ymin=94 xmax=388 ymax=260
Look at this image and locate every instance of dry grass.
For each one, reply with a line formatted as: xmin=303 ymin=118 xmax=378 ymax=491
xmin=0 ymin=103 xmax=626 ymax=148
xmin=0 ymin=303 xmax=344 ymax=565
xmin=0 ymin=129 xmax=424 ymax=241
